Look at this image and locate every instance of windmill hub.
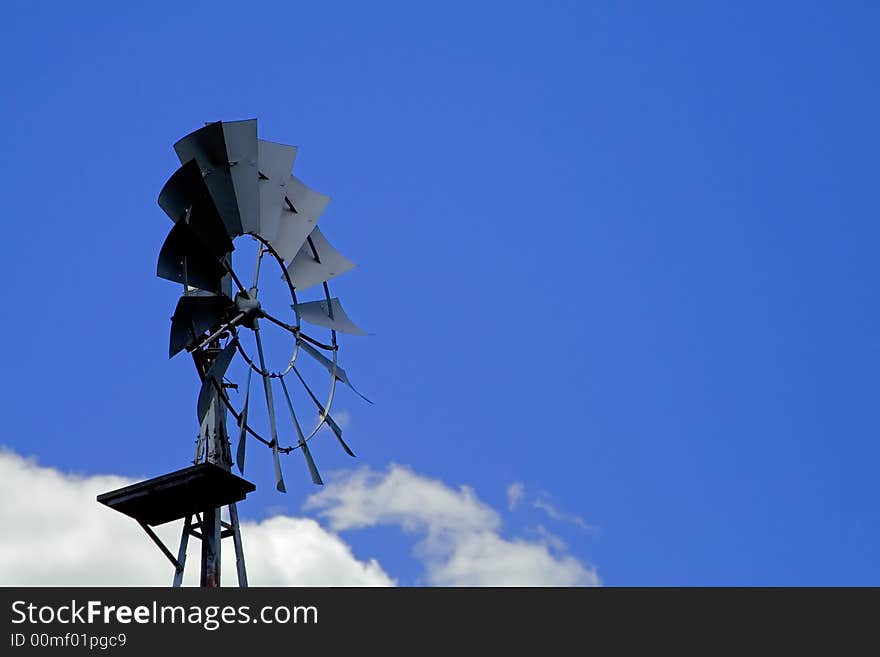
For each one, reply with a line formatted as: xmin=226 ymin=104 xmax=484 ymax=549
xmin=234 ymin=290 xmax=262 ymax=325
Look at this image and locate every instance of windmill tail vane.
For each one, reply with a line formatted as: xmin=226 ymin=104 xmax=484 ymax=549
xmin=97 ymin=119 xmax=370 ymax=587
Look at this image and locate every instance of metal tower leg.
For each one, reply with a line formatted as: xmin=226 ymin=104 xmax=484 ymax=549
xmin=167 ymin=506 xmax=247 ymax=587
xmin=229 ymin=502 xmax=248 ymax=587
xmin=172 ymin=515 xmax=192 ymax=587
xmin=200 ymin=507 xmax=222 ymax=587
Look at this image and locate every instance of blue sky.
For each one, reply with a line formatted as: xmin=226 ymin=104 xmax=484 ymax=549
xmin=1 ymin=1 xmax=879 ymax=585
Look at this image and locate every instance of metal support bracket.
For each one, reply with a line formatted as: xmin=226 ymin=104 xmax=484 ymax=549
xmin=138 ymin=521 xmax=183 ymax=574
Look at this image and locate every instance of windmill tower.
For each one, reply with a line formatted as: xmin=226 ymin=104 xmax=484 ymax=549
xmin=98 ymin=120 xmax=369 ymax=587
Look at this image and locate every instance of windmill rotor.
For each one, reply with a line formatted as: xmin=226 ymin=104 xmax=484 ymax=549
xmin=155 ymin=118 xmax=369 ymax=492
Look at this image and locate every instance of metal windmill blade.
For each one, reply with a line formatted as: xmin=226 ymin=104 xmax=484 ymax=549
xmin=174 ymin=120 xmax=259 ymax=238
xmin=158 ymin=159 xmax=234 ymax=257
xmin=280 ymin=376 xmax=323 ymax=485
xmin=236 ymin=369 xmax=252 ymax=474
xmin=272 ymin=177 xmax=331 ymax=263
xmin=296 ymin=339 xmax=372 ymax=403
xmin=295 ymin=297 xmax=368 ymax=335
xmin=291 ymin=365 xmax=356 ymax=457
xmin=169 ymin=294 xmax=234 ymax=357
xmin=285 ymin=227 xmax=356 ymax=291
xmin=255 ymin=139 xmax=298 ymax=246
xmin=157 ymin=221 xmax=230 ymax=293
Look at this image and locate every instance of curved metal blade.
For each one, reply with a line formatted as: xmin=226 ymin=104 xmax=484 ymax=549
xmin=174 ymin=120 xmax=259 ymax=238
xmin=157 ymin=220 xmax=227 ymax=293
xmin=279 ymin=377 xmax=323 ymax=485
xmin=169 ymin=294 xmax=233 ymax=358
xmin=294 ymin=297 xmax=367 ymax=335
xmin=158 ymin=159 xmax=233 ymax=257
xmin=271 ymin=177 xmax=330 ymax=263
xmin=253 ymin=322 xmax=286 ymax=493
xmin=286 ymin=176 xmax=331 ymax=218
xmin=272 ymin=203 xmax=313 ymax=263
xmin=197 ymin=341 xmax=238 ymax=424
xmin=297 ymin=340 xmax=372 ymax=404
xmin=256 ymin=139 xmax=297 ymax=244
xmin=284 ymin=228 xmax=356 ymax=291
xmin=292 ymin=366 xmax=355 ymax=457
xmin=236 ymin=369 xmax=252 ymax=474
xmin=222 ymin=120 xmax=260 ymax=234
xmin=158 ymin=159 xmax=202 ymax=221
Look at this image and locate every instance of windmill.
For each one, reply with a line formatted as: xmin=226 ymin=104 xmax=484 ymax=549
xmin=97 ymin=119 xmax=368 ymax=587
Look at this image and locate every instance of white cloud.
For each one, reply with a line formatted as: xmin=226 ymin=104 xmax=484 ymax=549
xmin=528 ymin=524 xmax=569 ymax=552
xmin=506 ymin=483 xmax=593 ymax=533
xmin=306 ymin=465 xmax=599 ymax=586
xmin=425 ymin=532 xmax=593 ymax=587
xmin=305 ymin=464 xmax=498 ymax=534
xmin=506 ymin=482 xmax=525 ymax=510
xmin=533 ymin=496 xmax=593 ymax=532
xmin=0 ymin=449 xmax=598 ymax=587
xmin=0 ymin=449 xmax=392 ymax=587
xmin=240 ymin=516 xmax=392 ymax=586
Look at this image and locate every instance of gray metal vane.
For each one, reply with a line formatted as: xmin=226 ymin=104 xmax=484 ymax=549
xmin=279 ymin=376 xmax=323 ymax=485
